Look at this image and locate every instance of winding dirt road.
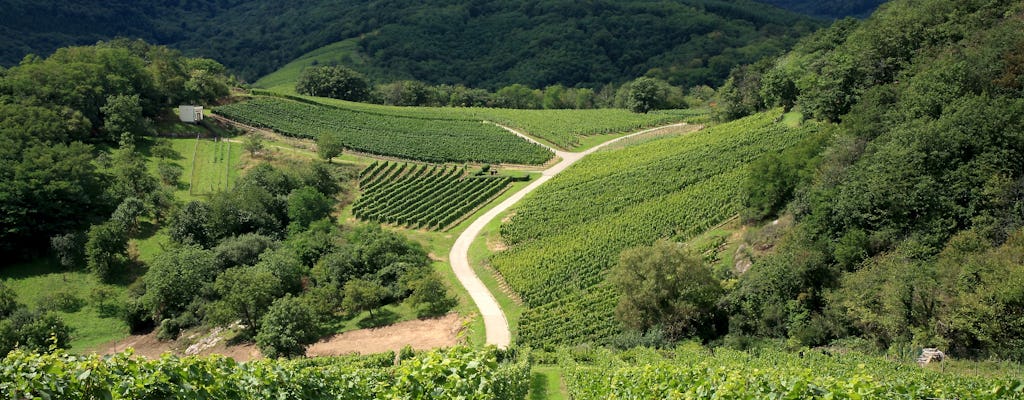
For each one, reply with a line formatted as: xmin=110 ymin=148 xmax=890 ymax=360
xmin=448 ymin=123 xmax=690 ymax=348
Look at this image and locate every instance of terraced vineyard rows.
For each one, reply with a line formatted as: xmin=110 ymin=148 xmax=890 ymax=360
xmin=213 ymin=96 xmax=553 ymax=164
xmin=559 ymin=344 xmax=1023 ymax=399
xmin=492 ymin=110 xmax=817 ymax=346
xmin=353 ymin=162 xmax=513 ymax=230
xmin=276 ymin=92 xmax=707 ymax=150
xmin=1 ymin=347 xmax=530 ymax=400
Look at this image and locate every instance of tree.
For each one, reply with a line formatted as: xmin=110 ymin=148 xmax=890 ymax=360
xmin=316 ymin=132 xmax=344 ymax=163
xmin=494 ymin=84 xmax=542 ymax=109
xmin=295 ymin=65 xmax=370 ymax=101
xmin=402 ymin=270 xmax=456 ymax=317
xmin=243 ymin=132 xmax=265 ymax=157
xmin=50 ymin=232 xmax=86 ymax=270
xmin=141 ymin=245 xmax=219 ymax=323
xmin=611 ymin=239 xmax=723 ymax=340
xmin=150 ymin=139 xmax=179 ymax=160
xmin=625 ymin=77 xmax=671 ymax=113
xmin=101 ymin=94 xmax=145 ymax=145
xmin=287 ymin=187 xmax=333 ymax=232
xmin=84 ymin=222 xmax=128 ymax=281
xmin=108 ymin=144 xmax=158 ymax=204
xmin=156 ymin=161 xmax=183 ymax=186
xmin=342 ymin=279 xmax=386 ymax=317
xmin=110 ymin=197 xmax=148 ymax=234
xmin=0 ymin=282 xmax=17 ymax=318
xmin=214 ymin=233 xmax=278 ymax=268
xmin=0 ymin=308 xmax=71 ymax=356
xmin=207 ymin=266 xmax=283 ymax=335
xmin=168 ymin=200 xmax=214 ymax=248
xmin=256 ymin=294 xmax=320 ymax=358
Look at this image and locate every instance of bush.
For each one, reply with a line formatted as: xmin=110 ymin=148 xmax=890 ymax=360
xmin=38 ymin=291 xmax=85 ymax=313
xmin=256 ymin=294 xmax=319 ymax=359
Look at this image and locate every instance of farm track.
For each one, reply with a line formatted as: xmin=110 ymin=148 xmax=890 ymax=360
xmin=449 ymin=122 xmax=691 ymax=347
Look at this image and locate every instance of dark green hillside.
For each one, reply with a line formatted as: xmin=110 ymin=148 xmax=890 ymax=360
xmin=0 ymin=0 xmax=820 ymax=89
xmin=714 ymin=0 xmax=1024 ymax=359
xmin=753 ymin=0 xmax=887 ymax=19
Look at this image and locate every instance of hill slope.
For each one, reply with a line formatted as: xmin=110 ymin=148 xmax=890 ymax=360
xmin=753 ymin=0 xmax=887 ymax=19
xmin=0 ymin=0 xmax=819 ymax=89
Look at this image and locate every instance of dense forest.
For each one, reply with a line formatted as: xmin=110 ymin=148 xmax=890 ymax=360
xmin=0 ymin=0 xmax=821 ymax=89
xmin=710 ymin=0 xmax=1024 ymax=359
xmin=757 ymin=0 xmax=886 ymax=19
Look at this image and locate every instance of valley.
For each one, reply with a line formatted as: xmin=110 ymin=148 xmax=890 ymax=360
xmin=2 ymin=0 xmax=1024 ymax=398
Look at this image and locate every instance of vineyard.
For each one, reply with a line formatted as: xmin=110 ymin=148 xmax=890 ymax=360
xmin=558 ymin=343 xmax=1024 ymax=399
xmin=213 ymin=96 xmax=553 ymax=165
xmin=492 ymin=110 xmax=817 ymax=347
xmin=353 ymin=162 xmax=513 ymax=231
xmin=270 ymin=92 xmax=707 ymax=150
xmin=0 ymin=347 xmax=529 ymax=400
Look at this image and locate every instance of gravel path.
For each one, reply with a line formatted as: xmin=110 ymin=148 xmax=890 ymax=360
xmin=448 ymin=123 xmax=689 ymax=347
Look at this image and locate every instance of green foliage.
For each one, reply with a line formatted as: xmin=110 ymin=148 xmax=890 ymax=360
xmin=402 ymin=270 xmax=457 ymax=318
xmin=214 ymin=233 xmax=278 ymax=269
xmin=0 ymin=139 xmax=105 ymax=258
xmin=84 ymin=222 xmax=128 ymax=281
xmin=316 ymin=132 xmax=344 ymax=162
xmin=169 ymin=200 xmax=215 ymax=248
xmin=494 ymin=111 xmax=811 ymax=347
xmin=101 ymin=94 xmax=145 ymax=144
xmin=624 ymin=77 xmax=672 ymax=113
xmin=741 ymin=132 xmax=828 ymax=221
xmin=110 ymin=197 xmax=148 ymax=234
xmin=256 ymin=92 xmax=701 ymax=150
xmin=141 ymin=245 xmax=219 ymax=324
xmin=559 ymin=344 xmax=1023 ymax=399
xmin=755 ymin=0 xmax=884 ymax=19
xmin=353 ymin=162 xmax=512 ymax=230
xmin=156 ymin=161 xmax=184 ymax=186
xmin=255 ymin=294 xmax=319 ymax=359
xmin=214 ymin=96 xmax=553 ymax=164
xmin=287 ymin=187 xmax=333 ymax=232
xmin=0 ymin=309 xmax=71 ymax=356
xmin=49 ymin=232 xmax=86 ymax=270
xmin=0 ymin=346 xmax=530 ymax=399
xmin=611 ymin=240 xmax=722 ymax=340
xmin=342 ymin=279 xmax=387 ymax=317
xmin=242 ymin=132 xmax=265 ymax=157
xmin=296 ymin=65 xmax=370 ymax=101
xmin=0 ymin=283 xmax=17 ymax=318
xmin=208 ymin=266 xmax=283 ymax=335
xmin=107 ymin=144 xmax=159 ymax=205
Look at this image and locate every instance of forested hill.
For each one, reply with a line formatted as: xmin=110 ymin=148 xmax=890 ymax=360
xmin=0 ymin=0 xmax=819 ymax=89
xmin=753 ymin=0 xmax=887 ymax=19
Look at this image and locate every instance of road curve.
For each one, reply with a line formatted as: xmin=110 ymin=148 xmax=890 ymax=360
xmin=448 ymin=123 xmax=688 ymax=348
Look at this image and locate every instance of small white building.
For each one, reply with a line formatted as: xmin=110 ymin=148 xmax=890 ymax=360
xmin=179 ymin=105 xmax=204 ymax=123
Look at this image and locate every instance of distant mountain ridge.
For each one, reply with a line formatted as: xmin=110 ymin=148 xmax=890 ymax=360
xmin=0 ymin=0 xmax=822 ymax=89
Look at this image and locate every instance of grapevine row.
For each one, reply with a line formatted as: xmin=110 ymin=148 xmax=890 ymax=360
xmin=559 ymin=344 xmax=1023 ymax=399
xmin=492 ymin=111 xmax=817 ymax=347
xmin=213 ymin=96 xmax=553 ymax=165
xmin=353 ymin=162 xmax=513 ymax=231
xmin=0 ymin=347 xmax=530 ymax=400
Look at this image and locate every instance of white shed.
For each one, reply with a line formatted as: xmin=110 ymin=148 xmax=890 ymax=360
xmin=179 ymin=105 xmax=204 ymax=123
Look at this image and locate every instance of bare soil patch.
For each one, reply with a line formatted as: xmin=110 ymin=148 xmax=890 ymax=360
xmin=307 ymin=313 xmax=463 ymax=356
xmin=94 ymin=314 xmax=463 ymax=362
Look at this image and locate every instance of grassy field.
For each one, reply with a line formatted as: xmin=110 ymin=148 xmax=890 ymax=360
xmin=0 ymin=259 xmax=131 ymax=353
xmin=252 ymin=38 xmax=367 ymax=92
xmin=140 ymin=135 xmax=243 ymax=201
